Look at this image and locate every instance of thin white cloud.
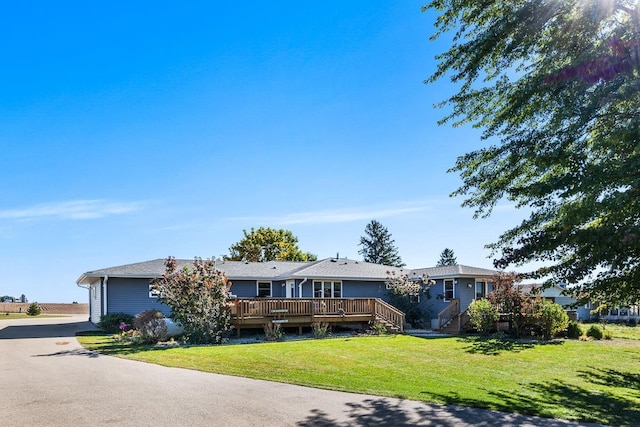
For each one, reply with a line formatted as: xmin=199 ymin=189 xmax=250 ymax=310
xmin=227 ymin=203 xmax=432 ymax=226
xmin=0 ymin=200 xmax=146 ymax=221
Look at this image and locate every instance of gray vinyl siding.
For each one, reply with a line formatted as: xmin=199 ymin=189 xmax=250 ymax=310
xmin=299 ymin=279 xmax=386 ymax=299
xmin=341 ymin=280 xmax=387 ymax=299
xmin=107 ymin=278 xmax=171 ymax=317
xmin=230 ymin=280 xmax=258 ymax=298
xmin=89 ymin=280 xmax=102 ymax=324
xmin=457 ymin=278 xmax=476 ymax=312
xmin=271 ymin=281 xmax=286 ymax=297
xmin=554 ymin=296 xmax=577 ymax=308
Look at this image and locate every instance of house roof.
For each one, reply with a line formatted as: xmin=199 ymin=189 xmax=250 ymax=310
xmin=76 ymin=258 xmax=499 ymax=285
xmin=410 ymin=264 xmax=500 ymax=279
xmin=289 ymin=258 xmax=405 ymax=281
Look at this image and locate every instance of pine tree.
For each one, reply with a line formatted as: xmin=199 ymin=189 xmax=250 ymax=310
xmin=436 ymin=248 xmax=457 ymax=266
xmin=358 ymin=220 xmax=405 ymax=267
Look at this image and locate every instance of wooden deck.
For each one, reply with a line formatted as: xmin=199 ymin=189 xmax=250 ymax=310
xmin=229 ymin=298 xmax=405 ymax=334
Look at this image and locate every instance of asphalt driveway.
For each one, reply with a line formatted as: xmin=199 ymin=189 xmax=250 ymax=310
xmin=0 ymin=316 xmax=599 ymax=426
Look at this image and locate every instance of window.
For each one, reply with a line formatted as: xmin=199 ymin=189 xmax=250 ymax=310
xmin=313 ymin=281 xmax=342 ymax=298
xmin=475 ymin=281 xmax=495 ymax=299
xmin=257 ymin=282 xmax=271 ymax=297
xmin=149 ymin=284 xmax=161 ymax=298
xmin=443 ymin=279 xmax=454 ymax=301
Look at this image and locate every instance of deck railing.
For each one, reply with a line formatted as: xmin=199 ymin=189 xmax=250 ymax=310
xmin=437 ymin=298 xmax=460 ymax=330
xmin=230 ymin=297 xmax=404 ymax=331
xmin=374 ymin=299 xmax=405 ymax=332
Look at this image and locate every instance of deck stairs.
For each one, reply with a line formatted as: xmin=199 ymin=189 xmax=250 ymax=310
xmin=437 ymin=299 xmax=472 ymax=334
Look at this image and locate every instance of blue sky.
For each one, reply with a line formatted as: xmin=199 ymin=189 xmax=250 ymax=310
xmin=0 ymin=2 xmax=527 ymax=303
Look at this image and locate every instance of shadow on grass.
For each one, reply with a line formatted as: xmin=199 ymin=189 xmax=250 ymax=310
xmin=295 ymin=396 xmax=588 ymax=426
xmin=420 ymin=366 xmax=639 ymax=426
xmin=457 ymin=334 xmax=563 ymax=355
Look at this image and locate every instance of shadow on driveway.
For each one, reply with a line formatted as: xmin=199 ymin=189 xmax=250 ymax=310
xmin=296 ymin=397 xmax=602 ymax=427
xmin=0 ymin=321 xmax=98 ymax=340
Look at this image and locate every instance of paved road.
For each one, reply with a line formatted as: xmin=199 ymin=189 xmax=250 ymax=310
xmin=0 ymin=316 xmax=599 ymax=426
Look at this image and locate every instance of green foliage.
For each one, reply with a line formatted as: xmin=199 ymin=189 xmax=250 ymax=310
xmin=133 ymin=309 xmax=168 ymax=344
xmin=537 ymin=300 xmax=569 ymax=340
xmin=566 ymin=321 xmax=583 ymax=339
xmin=26 ymin=302 xmax=41 ymax=316
xmin=436 ymin=248 xmax=457 ymax=266
xmin=312 ymin=322 xmax=331 ymax=339
xmin=487 ymin=273 xmax=531 ymax=337
xmin=586 ymin=325 xmax=604 ymax=340
xmin=358 ymin=220 xmax=405 ymax=267
xmin=151 ymin=257 xmax=232 ymax=344
xmin=263 ymin=322 xmax=285 ymax=341
xmin=369 ymin=322 xmax=388 ymax=335
xmin=425 ymin=0 xmax=640 ymax=307
xmin=98 ymin=312 xmax=135 ymax=334
xmin=226 ymin=227 xmax=317 ymax=262
xmin=468 ymin=298 xmax=499 ymax=335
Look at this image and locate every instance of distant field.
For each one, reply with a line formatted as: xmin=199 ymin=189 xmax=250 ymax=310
xmin=0 ymin=303 xmax=88 ymax=315
xmin=0 ymin=313 xmax=66 ymax=320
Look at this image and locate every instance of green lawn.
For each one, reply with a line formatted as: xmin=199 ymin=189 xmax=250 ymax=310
xmin=78 ymin=331 xmax=640 ymax=425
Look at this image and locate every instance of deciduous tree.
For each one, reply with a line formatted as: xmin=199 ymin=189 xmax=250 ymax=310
xmin=425 ymin=0 xmax=640 ymax=306
xmin=151 ymin=257 xmax=232 ymax=344
xmin=227 ymin=227 xmax=317 ymax=262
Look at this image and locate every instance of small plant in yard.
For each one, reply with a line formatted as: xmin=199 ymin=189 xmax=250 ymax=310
xmin=26 ymin=302 xmax=41 ymax=316
xmin=112 ymin=322 xmax=131 ymax=343
xmin=586 ymin=324 xmax=604 ymax=340
xmin=566 ymin=321 xmax=583 ymax=339
xmin=263 ymin=322 xmax=285 ymax=341
xmin=537 ymin=300 xmax=569 ymax=340
xmin=369 ymin=322 xmax=388 ymax=335
xmin=468 ymin=298 xmax=499 ymax=335
xmin=133 ymin=309 xmax=168 ymax=344
xmin=98 ymin=313 xmax=135 ymax=334
xmin=312 ymin=322 xmax=331 ymax=339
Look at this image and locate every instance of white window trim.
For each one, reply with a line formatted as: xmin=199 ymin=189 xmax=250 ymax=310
xmin=149 ymin=284 xmax=161 ymax=299
xmin=474 ymin=279 xmax=495 ymax=300
xmin=257 ymin=281 xmax=272 ymax=297
xmin=312 ymin=280 xmax=343 ymax=298
xmin=443 ymin=278 xmax=455 ymax=302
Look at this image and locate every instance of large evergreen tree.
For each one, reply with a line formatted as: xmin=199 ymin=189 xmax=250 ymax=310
xmin=425 ymin=1 xmax=640 ymax=306
xmin=227 ymin=227 xmax=317 ymax=262
xmin=436 ymin=248 xmax=457 ymax=266
xmin=358 ymin=220 xmax=405 ymax=267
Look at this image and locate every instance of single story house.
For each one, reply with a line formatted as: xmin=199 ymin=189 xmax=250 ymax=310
xmin=76 ymin=257 xmax=500 ymax=332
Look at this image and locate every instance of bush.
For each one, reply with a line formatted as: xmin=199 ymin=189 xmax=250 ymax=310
xmin=263 ymin=322 xmax=285 ymax=341
xmin=133 ymin=310 xmax=168 ymax=344
xmin=468 ymin=298 xmax=499 ymax=335
xmin=151 ymin=257 xmax=232 ymax=344
xmin=586 ymin=324 xmax=604 ymax=340
xmin=566 ymin=321 xmax=583 ymax=339
xmin=369 ymin=322 xmax=388 ymax=335
xmin=628 ymin=318 xmax=637 ymax=327
xmin=538 ymin=300 xmax=569 ymax=340
xmin=98 ymin=312 xmax=135 ymax=334
xmin=26 ymin=302 xmax=41 ymax=316
xmin=312 ymin=322 xmax=331 ymax=339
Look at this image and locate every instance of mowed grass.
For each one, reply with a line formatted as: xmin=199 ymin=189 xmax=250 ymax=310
xmin=78 ymin=331 xmax=640 ymax=425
